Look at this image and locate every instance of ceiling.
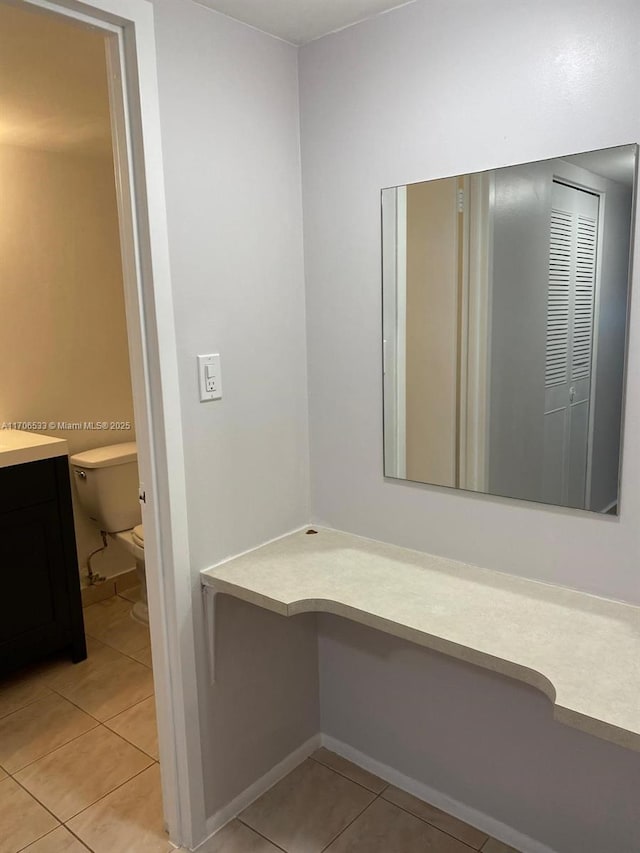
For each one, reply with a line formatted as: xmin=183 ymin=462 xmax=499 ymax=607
xmin=0 ymin=2 xmax=112 ymax=155
xmin=194 ymin=0 xmax=416 ymax=45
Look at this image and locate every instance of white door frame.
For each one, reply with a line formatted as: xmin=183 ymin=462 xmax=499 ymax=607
xmin=18 ymin=0 xmax=206 ymax=847
xmin=394 ymin=186 xmax=407 ymax=479
xmin=382 ymin=187 xmax=407 ymax=479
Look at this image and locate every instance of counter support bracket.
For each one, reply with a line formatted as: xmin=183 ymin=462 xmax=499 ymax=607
xmin=203 ymin=585 xmax=217 ymax=684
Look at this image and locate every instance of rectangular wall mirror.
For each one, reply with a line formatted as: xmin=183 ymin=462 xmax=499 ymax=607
xmin=382 ymin=144 xmax=638 ymax=513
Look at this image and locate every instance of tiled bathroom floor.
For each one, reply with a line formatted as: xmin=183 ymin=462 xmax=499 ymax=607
xmin=204 ymin=749 xmax=521 ymax=853
xmin=1 ymin=592 xmax=521 ymax=853
xmin=0 ymin=589 xmax=167 ymax=853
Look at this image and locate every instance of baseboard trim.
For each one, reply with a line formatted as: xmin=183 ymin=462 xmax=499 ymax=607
xmin=197 ymin=733 xmax=321 ymax=849
xmin=320 ymin=734 xmax=560 ymax=853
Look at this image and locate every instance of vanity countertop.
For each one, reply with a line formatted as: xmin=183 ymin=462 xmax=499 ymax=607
xmin=201 ymin=527 xmax=640 ymax=751
xmin=0 ymin=429 xmax=68 ymax=469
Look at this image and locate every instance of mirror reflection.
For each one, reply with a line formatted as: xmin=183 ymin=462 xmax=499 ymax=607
xmin=382 ymin=145 xmax=637 ymax=513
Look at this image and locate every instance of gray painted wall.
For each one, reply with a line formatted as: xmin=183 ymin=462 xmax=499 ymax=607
xmin=299 ymin=1 xmax=640 ymax=850
xmin=150 ymin=0 xmax=317 ymax=819
xmin=298 ymin=0 xmax=640 ymax=606
xmin=319 ymin=614 xmax=640 ymax=853
xmin=143 ymin=0 xmax=640 ymax=843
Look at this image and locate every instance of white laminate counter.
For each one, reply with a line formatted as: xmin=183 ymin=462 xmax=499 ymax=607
xmin=0 ymin=429 xmax=68 ymax=468
xmin=201 ymin=527 xmax=640 ymax=751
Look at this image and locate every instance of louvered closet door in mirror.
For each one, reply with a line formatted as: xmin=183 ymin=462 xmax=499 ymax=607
xmin=543 ymin=182 xmax=599 ymax=509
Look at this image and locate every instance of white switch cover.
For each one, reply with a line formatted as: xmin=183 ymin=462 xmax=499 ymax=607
xmin=198 ymin=354 xmax=222 ymax=401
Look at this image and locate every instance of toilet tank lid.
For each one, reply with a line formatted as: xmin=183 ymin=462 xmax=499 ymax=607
xmin=69 ymin=442 xmax=137 ymax=469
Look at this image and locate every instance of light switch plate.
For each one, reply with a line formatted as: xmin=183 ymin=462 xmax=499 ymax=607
xmin=198 ymin=353 xmax=222 ymax=401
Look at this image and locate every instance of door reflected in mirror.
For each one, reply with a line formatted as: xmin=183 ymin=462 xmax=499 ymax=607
xmin=382 ymin=144 xmax=638 ymax=513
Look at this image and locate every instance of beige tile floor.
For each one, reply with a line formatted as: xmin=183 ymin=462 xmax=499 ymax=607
xmin=0 ymin=588 xmax=167 ymax=853
xmin=204 ymin=749 xmax=522 ymax=853
xmin=2 ymin=589 xmax=521 ymax=853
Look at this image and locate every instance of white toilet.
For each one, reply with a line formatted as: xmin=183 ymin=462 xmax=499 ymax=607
xmin=69 ymin=442 xmax=149 ymax=624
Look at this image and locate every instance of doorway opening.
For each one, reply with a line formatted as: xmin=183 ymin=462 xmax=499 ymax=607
xmin=0 ymin=0 xmax=202 ymax=849
xmin=0 ymin=2 xmax=163 ymax=848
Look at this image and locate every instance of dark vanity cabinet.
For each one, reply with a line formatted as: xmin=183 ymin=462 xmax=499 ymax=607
xmin=0 ymin=456 xmax=86 ymax=675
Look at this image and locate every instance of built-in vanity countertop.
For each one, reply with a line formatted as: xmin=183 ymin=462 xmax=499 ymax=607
xmin=201 ymin=527 xmax=640 ymax=751
xmin=0 ymin=428 xmax=68 ymax=468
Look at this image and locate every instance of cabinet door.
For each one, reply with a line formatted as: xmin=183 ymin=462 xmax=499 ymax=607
xmin=0 ymin=501 xmax=72 ymax=661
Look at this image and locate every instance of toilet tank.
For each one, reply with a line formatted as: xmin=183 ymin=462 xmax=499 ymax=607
xmin=69 ymin=442 xmax=141 ymax=533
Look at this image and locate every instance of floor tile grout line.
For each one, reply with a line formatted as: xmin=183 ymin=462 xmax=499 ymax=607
xmin=9 ymin=723 xmax=155 ymax=816
xmin=50 ymin=632 xmax=148 ymax=673
xmin=87 ymin=627 xmax=151 ymax=655
xmin=233 ymin=756 xmax=486 ymax=853
xmin=14 ymin=825 xmax=66 ymax=853
xmin=379 ymin=789 xmax=485 ymax=850
xmin=11 ymin=772 xmax=65 ymax=829
xmin=61 ymin=761 xmax=159 ymax=828
xmin=0 ymin=686 xmax=54 ymax=722
xmin=46 ymin=668 xmax=155 ymax=725
xmin=0 ymin=624 xmax=155 ymax=744
xmin=47 ymin=750 xmax=156 ymax=825
xmin=308 ymin=753 xmax=390 ymax=796
xmin=7 ymin=714 xmax=154 ymax=779
xmin=21 ymin=678 xmax=106 ymax=723
xmin=44 ymin=678 xmax=115 ymax=723
xmin=8 ymin=721 xmax=102 ymax=776
xmin=84 ymin=597 xmax=150 ymax=639
xmin=84 ymin=625 xmax=152 ymax=665
xmin=0 ymin=683 xmax=57 ymax=716
xmin=319 ymin=789 xmax=384 ymax=853
xmin=83 ymin=596 xmax=153 ymax=666
xmin=89 ymin=635 xmax=153 ymax=667
xmin=15 ymin=832 xmax=61 ymax=853
xmin=3 ymin=717 xmax=102 ymax=777
xmin=1 ymin=620 xmax=155 ymax=769
xmin=101 ymin=692 xmax=156 ymax=724
xmin=316 ymin=787 xmax=482 ymax=853
xmin=308 ymin=756 xmax=484 ymax=852
xmin=2 ymin=601 xmax=155 ymax=850
xmin=235 ymin=818 xmax=289 ymax=852
xmin=101 ymin=718 xmax=160 ymax=762
xmin=235 ymin=759 xmax=381 ymax=853
xmin=61 ymin=821 xmax=95 ymax=851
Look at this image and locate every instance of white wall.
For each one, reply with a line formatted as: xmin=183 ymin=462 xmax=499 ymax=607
xmin=149 ymin=0 xmax=315 ymax=819
xmin=299 ymin=0 xmax=640 ymax=606
xmin=299 ymin=1 xmax=640 ymax=850
xmin=137 ymin=0 xmax=640 ymax=842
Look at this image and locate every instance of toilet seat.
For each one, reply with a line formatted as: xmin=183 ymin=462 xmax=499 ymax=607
xmin=131 ymin=524 xmax=144 ymax=549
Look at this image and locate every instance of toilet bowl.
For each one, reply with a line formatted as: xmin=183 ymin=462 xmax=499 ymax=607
xmin=112 ymin=524 xmax=148 ymax=624
xmin=69 ymin=442 xmax=149 ymax=625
